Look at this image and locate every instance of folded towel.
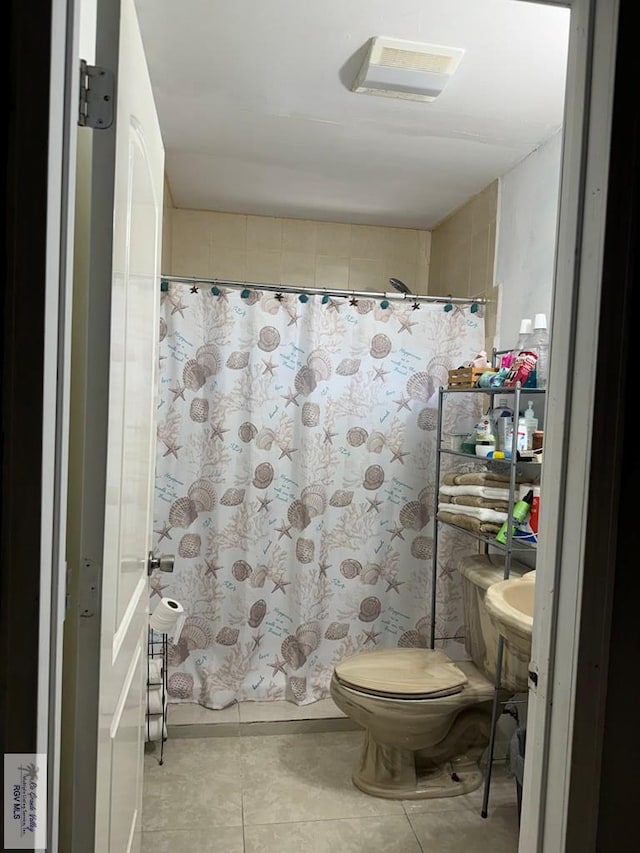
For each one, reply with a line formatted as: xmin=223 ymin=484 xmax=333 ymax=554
xmin=439 ymin=493 xmax=511 ymax=511
xmin=439 ymin=483 xmax=512 ymax=501
xmin=437 ymin=510 xmax=503 ymax=535
xmin=443 ymin=470 xmax=519 ymax=486
xmin=437 ymin=502 xmax=507 ymax=524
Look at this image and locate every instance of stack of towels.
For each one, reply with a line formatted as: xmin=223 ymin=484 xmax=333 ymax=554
xmin=437 ymin=468 xmax=538 ymax=536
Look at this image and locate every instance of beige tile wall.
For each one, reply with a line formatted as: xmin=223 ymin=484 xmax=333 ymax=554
xmin=428 ymin=181 xmax=499 ymax=348
xmin=166 ymin=207 xmax=431 ymax=295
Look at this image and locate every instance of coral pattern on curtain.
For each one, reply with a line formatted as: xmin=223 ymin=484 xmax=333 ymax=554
xmin=153 ymin=284 xmax=484 ymax=708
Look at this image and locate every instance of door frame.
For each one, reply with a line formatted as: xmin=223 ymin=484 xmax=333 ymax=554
xmin=0 ymin=0 xmax=628 ymax=850
xmin=2 ymin=0 xmax=78 ymax=849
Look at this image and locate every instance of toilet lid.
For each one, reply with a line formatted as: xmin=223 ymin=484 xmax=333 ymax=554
xmin=334 ymin=648 xmax=467 ymax=699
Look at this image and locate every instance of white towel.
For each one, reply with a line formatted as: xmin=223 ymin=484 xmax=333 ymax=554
xmin=437 ymin=502 xmax=507 ymax=524
xmin=439 ymin=483 xmax=511 ymax=501
xmin=439 ymin=483 xmax=536 ymax=501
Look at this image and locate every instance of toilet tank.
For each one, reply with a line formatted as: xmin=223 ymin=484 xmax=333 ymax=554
xmin=458 ymin=554 xmax=532 ymax=692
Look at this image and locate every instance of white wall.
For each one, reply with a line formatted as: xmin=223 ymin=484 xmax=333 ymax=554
xmin=495 ymin=131 xmax=563 ymax=351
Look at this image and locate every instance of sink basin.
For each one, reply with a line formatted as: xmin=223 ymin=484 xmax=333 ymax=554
xmin=485 ymin=571 xmax=536 ymax=661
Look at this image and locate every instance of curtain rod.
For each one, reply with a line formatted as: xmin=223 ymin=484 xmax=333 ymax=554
xmin=160 ymin=274 xmax=488 ymax=306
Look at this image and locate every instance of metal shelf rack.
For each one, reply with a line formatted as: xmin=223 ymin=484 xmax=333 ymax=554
xmin=146 ymin=627 xmax=169 ymax=764
xmin=431 ymin=382 xmax=544 ymax=819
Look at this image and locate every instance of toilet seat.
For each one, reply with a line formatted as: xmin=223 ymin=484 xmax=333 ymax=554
xmin=333 ymin=648 xmax=467 ymax=700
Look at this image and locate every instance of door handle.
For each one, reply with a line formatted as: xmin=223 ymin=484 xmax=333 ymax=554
xmin=147 ymin=552 xmax=175 ymax=576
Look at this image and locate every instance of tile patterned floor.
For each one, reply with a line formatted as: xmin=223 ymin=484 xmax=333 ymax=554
xmin=142 ymin=729 xmax=520 ymax=853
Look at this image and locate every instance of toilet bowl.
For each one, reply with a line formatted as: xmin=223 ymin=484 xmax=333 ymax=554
xmin=330 ymin=554 xmax=531 ymax=800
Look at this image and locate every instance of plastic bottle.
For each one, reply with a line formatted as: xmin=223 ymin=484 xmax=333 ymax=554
xmin=516 ymin=413 xmax=529 ymax=452
xmin=496 ymin=489 xmax=534 ymax=545
xmin=523 ymin=401 xmax=538 ymax=449
xmin=501 ymin=318 xmax=532 ymax=370
xmin=515 ymin=318 xmax=533 ymax=353
xmin=529 ymin=486 xmax=541 ymax=534
xmin=531 ymin=313 xmax=550 ymax=389
xmin=512 ymin=318 xmax=538 ymax=387
xmin=474 ymin=417 xmax=496 ymax=457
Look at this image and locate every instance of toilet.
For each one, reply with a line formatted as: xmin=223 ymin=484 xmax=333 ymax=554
xmin=330 ymin=554 xmax=531 ymax=800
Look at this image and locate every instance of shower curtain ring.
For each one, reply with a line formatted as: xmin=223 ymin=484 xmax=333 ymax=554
xmin=349 ymin=290 xmax=359 ymax=306
xmin=470 ymin=297 xmax=480 ymax=314
xmin=444 ymin=295 xmax=454 ymax=312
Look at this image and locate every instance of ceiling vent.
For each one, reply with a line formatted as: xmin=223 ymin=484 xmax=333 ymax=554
xmin=352 ymin=37 xmax=464 ymax=102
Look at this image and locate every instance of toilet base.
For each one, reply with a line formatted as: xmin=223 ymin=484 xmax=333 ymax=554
xmin=351 ymin=710 xmax=491 ymax=800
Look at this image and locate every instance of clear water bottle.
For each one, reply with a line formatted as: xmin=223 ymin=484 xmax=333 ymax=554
xmin=515 ymin=318 xmax=533 ymax=352
xmin=532 ymin=313 xmax=550 ymax=389
xmin=515 ymin=318 xmax=536 ymax=388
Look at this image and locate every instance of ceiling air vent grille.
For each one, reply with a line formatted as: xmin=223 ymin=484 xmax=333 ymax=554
xmin=352 ymin=37 xmax=464 ymax=102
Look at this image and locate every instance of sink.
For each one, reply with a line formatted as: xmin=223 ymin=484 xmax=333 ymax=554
xmin=485 ymin=571 xmax=536 ymax=661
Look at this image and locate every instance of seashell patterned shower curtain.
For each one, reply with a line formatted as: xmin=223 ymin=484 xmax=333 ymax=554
xmin=153 ymin=283 xmax=485 ymax=708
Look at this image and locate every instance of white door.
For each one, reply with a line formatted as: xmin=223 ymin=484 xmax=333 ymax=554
xmin=63 ymin=0 xmax=165 ymax=849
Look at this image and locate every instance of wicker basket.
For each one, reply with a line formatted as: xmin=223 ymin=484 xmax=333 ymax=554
xmin=447 ymin=366 xmax=496 ymax=389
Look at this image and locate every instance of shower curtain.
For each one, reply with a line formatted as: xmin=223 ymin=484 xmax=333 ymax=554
xmin=153 ymin=283 xmax=485 ymax=708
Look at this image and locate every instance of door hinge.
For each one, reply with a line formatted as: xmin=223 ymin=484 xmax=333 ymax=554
xmin=78 ymin=558 xmax=100 ymax=618
xmin=78 ymin=59 xmax=114 ymax=129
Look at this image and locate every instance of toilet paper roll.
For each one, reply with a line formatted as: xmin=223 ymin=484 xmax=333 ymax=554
xmin=149 ymin=597 xmax=186 ymax=641
xmin=148 ymin=658 xmax=163 ymax=685
xmin=146 ymin=690 xmax=168 ymax=716
xmin=145 ymin=716 xmax=167 ymax=743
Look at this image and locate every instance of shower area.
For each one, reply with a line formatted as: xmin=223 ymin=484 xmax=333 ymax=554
xmin=152 ymin=277 xmax=484 ymax=716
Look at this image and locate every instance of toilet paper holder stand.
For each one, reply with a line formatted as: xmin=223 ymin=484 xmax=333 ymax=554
xmin=147 ymin=625 xmax=169 ymax=764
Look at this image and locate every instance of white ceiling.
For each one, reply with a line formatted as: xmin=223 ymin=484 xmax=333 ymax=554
xmin=135 ymin=0 xmax=570 ymax=229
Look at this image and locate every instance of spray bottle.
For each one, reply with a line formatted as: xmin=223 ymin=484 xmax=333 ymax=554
xmin=496 ymin=489 xmax=534 ymax=544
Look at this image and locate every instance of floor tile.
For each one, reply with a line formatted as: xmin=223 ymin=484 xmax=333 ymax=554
xmin=241 ymin=730 xmax=404 ymax=824
xmin=408 ymin=804 xmax=520 ymax=852
xmin=141 ymin=827 xmax=244 ymax=853
xmin=142 ymin=737 xmax=243 ymax=830
xmin=244 ymin=815 xmax=422 ymax=853
xmin=402 ymin=761 xmax=517 ymax=815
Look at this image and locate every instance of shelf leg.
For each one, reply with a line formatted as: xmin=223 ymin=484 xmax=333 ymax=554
xmin=481 ymin=634 xmax=505 ymax=818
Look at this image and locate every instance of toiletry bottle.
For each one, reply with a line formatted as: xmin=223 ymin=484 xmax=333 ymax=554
xmin=493 ymin=408 xmax=514 ymax=455
xmin=514 ymin=319 xmax=537 ymax=387
xmin=529 ymin=486 xmax=541 ymax=534
xmin=523 ymin=401 xmax=538 ymax=449
xmin=474 ymin=417 xmax=496 ymax=456
xmin=501 ymin=319 xmax=532 ymax=369
xmin=531 ymin=313 xmax=550 ymax=388
xmin=496 ymin=489 xmax=534 ymax=544
xmin=514 ymin=318 xmax=533 ymax=355
xmin=516 ymin=413 xmax=529 ymax=452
